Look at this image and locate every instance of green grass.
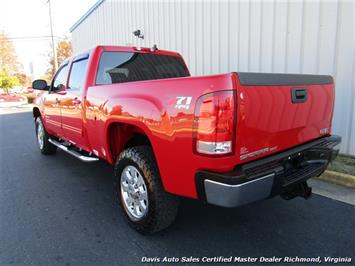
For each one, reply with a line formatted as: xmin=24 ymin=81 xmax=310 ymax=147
xmin=328 ymin=154 xmax=355 ymax=176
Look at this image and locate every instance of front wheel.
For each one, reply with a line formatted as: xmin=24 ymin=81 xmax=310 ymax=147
xmin=35 ymin=117 xmax=57 ymax=155
xmin=114 ymin=146 xmax=179 ymax=234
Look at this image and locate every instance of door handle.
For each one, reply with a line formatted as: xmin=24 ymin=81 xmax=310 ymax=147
xmin=291 ymin=88 xmax=308 ymax=103
xmin=72 ymin=97 xmax=81 ymax=105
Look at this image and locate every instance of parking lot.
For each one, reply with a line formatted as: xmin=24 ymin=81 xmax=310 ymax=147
xmin=1 ymin=109 xmax=355 ymax=265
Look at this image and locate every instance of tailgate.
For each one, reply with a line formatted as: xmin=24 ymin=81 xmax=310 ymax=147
xmin=234 ymin=72 xmax=334 ymax=162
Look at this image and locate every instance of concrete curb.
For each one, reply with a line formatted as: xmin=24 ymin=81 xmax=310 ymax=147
xmin=0 ymin=104 xmax=33 ymax=115
xmin=317 ymin=170 xmax=355 ymax=189
xmin=0 ymin=98 xmax=28 ymax=108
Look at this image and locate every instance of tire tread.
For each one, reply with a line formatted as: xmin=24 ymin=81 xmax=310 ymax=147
xmin=114 ymin=145 xmax=179 ymax=234
xmin=35 ymin=117 xmax=57 ymax=155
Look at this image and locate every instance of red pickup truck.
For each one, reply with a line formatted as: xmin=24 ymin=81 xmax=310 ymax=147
xmin=32 ymin=45 xmax=340 ymax=234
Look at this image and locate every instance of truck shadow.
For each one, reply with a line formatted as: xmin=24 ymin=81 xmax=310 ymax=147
xmin=58 ymin=154 xmax=355 ymax=259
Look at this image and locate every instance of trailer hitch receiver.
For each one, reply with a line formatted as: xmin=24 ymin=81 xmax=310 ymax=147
xmin=281 ymin=181 xmax=312 ymax=200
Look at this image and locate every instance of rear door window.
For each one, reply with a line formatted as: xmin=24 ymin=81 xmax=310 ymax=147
xmin=96 ymin=52 xmax=189 ymax=85
xmin=68 ymin=58 xmax=89 ymax=90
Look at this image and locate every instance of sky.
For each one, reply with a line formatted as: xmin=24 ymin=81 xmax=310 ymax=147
xmin=0 ymin=0 xmax=97 ymax=78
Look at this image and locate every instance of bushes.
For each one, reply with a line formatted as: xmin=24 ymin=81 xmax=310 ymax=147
xmin=0 ymin=71 xmax=19 ymax=94
xmin=22 ymin=93 xmax=36 ymax=104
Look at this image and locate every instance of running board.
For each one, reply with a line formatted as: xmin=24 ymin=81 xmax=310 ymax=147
xmin=48 ymin=139 xmax=99 ymax=162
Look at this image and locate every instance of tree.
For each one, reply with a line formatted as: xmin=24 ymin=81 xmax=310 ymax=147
xmin=0 ymin=32 xmax=20 ymax=74
xmin=0 ymin=32 xmax=23 ymax=93
xmin=14 ymin=73 xmax=31 ymax=87
xmin=45 ymin=38 xmax=73 ymax=80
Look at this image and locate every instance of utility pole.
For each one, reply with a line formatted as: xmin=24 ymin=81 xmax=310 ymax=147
xmin=48 ymin=0 xmax=58 ymax=72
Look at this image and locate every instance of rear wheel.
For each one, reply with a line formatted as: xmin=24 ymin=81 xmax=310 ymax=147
xmin=35 ymin=117 xmax=57 ymax=155
xmin=114 ymin=146 xmax=179 ymax=234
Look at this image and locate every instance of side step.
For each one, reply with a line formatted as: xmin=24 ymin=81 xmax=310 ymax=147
xmin=48 ymin=139 xmax=99 ymax=163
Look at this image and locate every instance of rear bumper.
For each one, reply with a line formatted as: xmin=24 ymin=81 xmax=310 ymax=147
xmin=195 ymin=136 xmax=341 ymax=208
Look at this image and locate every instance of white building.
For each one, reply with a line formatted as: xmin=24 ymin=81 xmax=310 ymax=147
xmin=70 ymin=0 xmax=355 ymax=156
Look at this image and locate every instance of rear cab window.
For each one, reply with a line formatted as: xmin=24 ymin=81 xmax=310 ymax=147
xmin=96 ymin=52 xmax=189 ymax=85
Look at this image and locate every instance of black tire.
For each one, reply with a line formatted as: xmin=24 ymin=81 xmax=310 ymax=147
xmin=114 ymin=145 xmax=179 ymax=234
xmin=35 ymin=116 xmax=57 ymax=155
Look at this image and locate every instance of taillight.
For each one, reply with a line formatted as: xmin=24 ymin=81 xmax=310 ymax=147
xmin=193 ymin=90 xmax=236 ymax=156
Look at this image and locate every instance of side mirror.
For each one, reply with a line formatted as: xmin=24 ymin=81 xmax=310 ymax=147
xmin=32 ymin=79 xmax=49 ymax=90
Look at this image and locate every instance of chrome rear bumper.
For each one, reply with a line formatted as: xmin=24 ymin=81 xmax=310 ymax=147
xmin=196 ymin=135 xmax=341 ymax=208
xmin=204 ymin=173 xmax=274 ymax=207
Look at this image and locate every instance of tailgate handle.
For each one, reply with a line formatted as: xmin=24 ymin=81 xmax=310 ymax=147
xmin=291 ymin=88 xmax=308 ymax=103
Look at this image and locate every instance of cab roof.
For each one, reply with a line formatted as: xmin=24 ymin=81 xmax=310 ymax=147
xmin=61 ymin=45 xmax=183 ymax=68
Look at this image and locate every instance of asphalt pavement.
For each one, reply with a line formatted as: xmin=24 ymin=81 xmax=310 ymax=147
xmin=1 ymin=110 xmax=355 ymax=265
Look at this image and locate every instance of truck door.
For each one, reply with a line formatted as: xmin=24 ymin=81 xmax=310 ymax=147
xmin=60 ymin=56 xmax=89 ymax=149
xmin=43 ymin=64 xmax=69 ymax=137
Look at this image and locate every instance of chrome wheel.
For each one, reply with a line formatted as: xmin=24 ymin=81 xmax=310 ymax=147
xmin=120 ymin=165 xmax=149 ymax=221
xmin=37 ymin=119 xmax=44 ymax=150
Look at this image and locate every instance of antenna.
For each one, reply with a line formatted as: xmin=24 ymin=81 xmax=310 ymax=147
xmin=132 ymin=29 xmax=144 ymax=49
xmin=132 ymin=29 xmax=158 ymax=51
xmin=132 ymin=29 xmax=144 ymax=39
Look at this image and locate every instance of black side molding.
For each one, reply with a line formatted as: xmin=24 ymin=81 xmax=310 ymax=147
xmin=237 ymin=72 xmax=333 ymax=86
xmin=73 ymin=53 xmax=90 ymax=62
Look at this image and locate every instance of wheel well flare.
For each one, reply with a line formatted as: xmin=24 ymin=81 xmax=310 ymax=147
xmin=108 ymin=123 xmax=152 ymax=162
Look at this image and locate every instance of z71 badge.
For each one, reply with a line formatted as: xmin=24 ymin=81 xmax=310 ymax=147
xmin=175 ymin=96 xmax=192 ymax=110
